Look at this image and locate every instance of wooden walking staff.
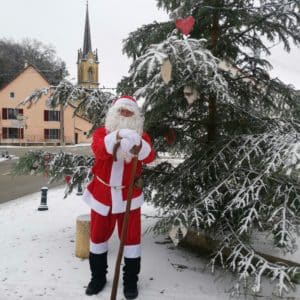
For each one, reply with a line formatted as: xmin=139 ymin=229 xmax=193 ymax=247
xmin=110 ymin=144 xmax=141 ymax=300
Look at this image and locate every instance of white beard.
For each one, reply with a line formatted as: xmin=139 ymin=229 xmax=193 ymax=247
xmin=105 ymin=105 xmax=144 ymax=163
xmin=105 ymin=105 xmax=144 ymax=135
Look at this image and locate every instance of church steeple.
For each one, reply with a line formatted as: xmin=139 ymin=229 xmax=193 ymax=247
xmin=83 ymin=2 xmax=92 ymax=56
xmin=77 ymin=1 xmax=99 ymax=89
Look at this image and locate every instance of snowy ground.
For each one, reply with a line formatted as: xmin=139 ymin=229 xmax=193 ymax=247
xmin=1 ymin=187 xmax=300 ymax=300
xmin=0 ymin=155 xmax=17 ymax=162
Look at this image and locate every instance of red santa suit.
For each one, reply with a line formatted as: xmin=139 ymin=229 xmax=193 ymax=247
xmin=83 ymin=124 xmax=155 ymax=258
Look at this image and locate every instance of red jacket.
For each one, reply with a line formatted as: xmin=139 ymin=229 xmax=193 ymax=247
xmin=83 ymin=127 xmax=155 ymax=215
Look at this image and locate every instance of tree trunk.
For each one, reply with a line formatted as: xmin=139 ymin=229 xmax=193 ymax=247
xmin=60 ymin=104 xmax=65 ymax=145
xmin=207 ymin=97 xmax=217 ymax=142
xmin=207 ymin=1 xmax=221 ymax=142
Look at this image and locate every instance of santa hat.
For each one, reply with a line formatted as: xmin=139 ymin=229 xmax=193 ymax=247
xmin=112 ymin=95 xmax=138 ymax=111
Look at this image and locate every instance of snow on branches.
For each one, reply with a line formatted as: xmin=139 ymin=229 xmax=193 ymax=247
xmin=130 ymin=34 xmax=230 ymax=104
xmin=12 ymin=150 xmax=94 ymax=199
xmin=18 ymin=80 xmax=115 ymax=132
xmin=145 ymin=127 xmax=300 ymax=295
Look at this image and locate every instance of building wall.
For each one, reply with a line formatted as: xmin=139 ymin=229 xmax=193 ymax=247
xmin=0 ymin=66 xmax=92 ymax=145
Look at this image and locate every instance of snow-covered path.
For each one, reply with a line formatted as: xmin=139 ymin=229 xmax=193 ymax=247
xmin=1 ymin=186 xmax=299 ymax=300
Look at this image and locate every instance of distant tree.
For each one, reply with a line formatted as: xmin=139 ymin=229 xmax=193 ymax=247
xmin=0 ymin=38 xmax=68 ymax=88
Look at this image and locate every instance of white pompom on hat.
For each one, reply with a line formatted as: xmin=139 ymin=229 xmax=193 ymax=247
xmin=112 ymin=95 xmax=138 ymax=111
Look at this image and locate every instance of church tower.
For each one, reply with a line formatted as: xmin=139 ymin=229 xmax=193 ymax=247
xmin=77 ymin=2 xmax=99 ymax=89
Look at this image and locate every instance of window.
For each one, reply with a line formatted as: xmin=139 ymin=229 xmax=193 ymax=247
xmin=44 ymin=129 xmax=60 ymax=140
xmin=44 ymin=110 xmax=60 ymax=121
xmin=2 ymin=108 xmax=23 ymax=120
xmin=88 ymin=68 xmax=93 ymax=82
xmin=2 ymin=127 xmax=23 ymax=139
xmin=10 ymin=92 xmax=15 ymax=98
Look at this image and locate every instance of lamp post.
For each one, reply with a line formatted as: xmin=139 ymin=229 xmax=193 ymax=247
xmin=38 ymin=187 xmax=49 ymax=211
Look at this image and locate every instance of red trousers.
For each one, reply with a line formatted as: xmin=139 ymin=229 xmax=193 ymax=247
xmin=90 ymin=208 xmax=141 ymax=258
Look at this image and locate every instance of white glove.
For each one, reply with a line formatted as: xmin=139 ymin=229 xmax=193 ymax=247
xmin=119 ymin=129 xmax=141 ymax=146
xmin=119 ymin=129 xmax=136 ymax=137
xmin=120 ymin=137 xmax=134 ymax=153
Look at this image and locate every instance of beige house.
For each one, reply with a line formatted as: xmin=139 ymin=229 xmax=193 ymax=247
xmin=0 ymin=4 xmax=100 ymax=145
xmin=0 ymin=65 xmax=92 ymax=145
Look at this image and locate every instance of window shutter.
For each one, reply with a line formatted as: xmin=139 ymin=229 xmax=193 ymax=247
xmin=2 ymin=128 xmax=7 ymax=139
xmin=18 ymin=109 xmax=24 ymax=115
xmin=20 ymin=128 xmax=24 ymax=139
xmin=2 ymin=108 xmax=7 ymax=120
xmin=44 ymin=129 xmax=49 ymax=139
xmin=58 ymin=111 xmax=61 ymax=121
xmin=44 ymin=110 xmax=48 ymax=121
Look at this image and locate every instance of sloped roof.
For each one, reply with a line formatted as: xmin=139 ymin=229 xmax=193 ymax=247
xmin=0 ymin=64 xmax=50 ymax=92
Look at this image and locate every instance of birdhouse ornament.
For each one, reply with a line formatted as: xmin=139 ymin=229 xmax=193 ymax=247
xmin=183 ymin=85 xmax=199 ymax=105
xmin=160 ymin=58 xmax=172 ymax=84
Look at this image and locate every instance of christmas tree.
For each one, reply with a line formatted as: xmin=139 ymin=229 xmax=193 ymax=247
xmin=119 ymin=0 xmax=300 ymax=295
xmin=14 ymin=0 xmax=300 ymax=296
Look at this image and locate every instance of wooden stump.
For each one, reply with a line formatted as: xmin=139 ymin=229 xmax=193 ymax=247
xmin=75 ymin=214 xmax=90 ymax=259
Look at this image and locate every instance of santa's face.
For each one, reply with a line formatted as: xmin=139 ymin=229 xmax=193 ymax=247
xmin=105 ymin=104 xmax=144 ymax=135
xmin=119 ymin=108 xmax=134 ymax=118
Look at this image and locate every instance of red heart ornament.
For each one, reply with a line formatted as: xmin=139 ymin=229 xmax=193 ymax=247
xmin=175 ymin=16 xmax=195 ymax=36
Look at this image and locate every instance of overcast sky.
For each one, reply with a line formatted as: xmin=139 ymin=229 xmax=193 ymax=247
xmin=0 ymin=0 xmax=299 ymax=89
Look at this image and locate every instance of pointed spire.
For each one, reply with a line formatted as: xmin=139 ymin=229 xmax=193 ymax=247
xmin=83 ymin=1 xmax=92 ymax=56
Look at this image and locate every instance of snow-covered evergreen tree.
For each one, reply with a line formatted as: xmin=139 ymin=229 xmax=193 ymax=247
xmin=14 ymin=0 xmax=300 ymax=296
xmin=118 ymin=0 xmax=300 ymax=296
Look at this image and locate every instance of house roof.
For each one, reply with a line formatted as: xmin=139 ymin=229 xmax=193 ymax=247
xmin=0 ymin=64 xmax=50 ymax=92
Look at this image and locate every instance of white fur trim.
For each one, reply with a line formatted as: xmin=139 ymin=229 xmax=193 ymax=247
xmin=110 ymin=158 xmax=144 ymax=214
xmin=90 ymin=240 xmax=108 ymax=254
xmin=82 ymin=189 xmax=110 ymax=216
xmin=104 ymin=130 xmax=118 ymax=154
xmin=124 ymin=244 xmax=141 ymax=258
xmin=110 ymin=159 xmax=124 ymax=213
xmin=138 ymin=139 xmax=151 ymax=161
xmin=83 ymin=159 xmax=145 ymax=216
xmin=114 ymin=98 xmax=138 ymax=109
xmin=112 ymin=193 xmax=144 ymax=214
xmin=110 ymin=159 xmax=124 ymax=186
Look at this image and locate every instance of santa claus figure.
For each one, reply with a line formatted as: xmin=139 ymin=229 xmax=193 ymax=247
xmin=83 ymin=95 xmax=155 ymax=299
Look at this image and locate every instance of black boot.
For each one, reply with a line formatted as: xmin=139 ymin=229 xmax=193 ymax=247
xmin=123 ymin=257 xmax=140 ymax=300
xmin=85 ymin=252 xmax=107 ymax=295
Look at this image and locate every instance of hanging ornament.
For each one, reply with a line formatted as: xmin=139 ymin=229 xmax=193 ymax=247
xmin=65 ymin=175 xmax=72 ymax=184
xmin=160 ymin=58 xmax=172 ymax=83
xmin=183 ymin=85 xmax=199 ymax=105
xmin=164 ymin=128 xmax=177 ymax=145
xmin=175 ymin=16 xmax=196 ymax=36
